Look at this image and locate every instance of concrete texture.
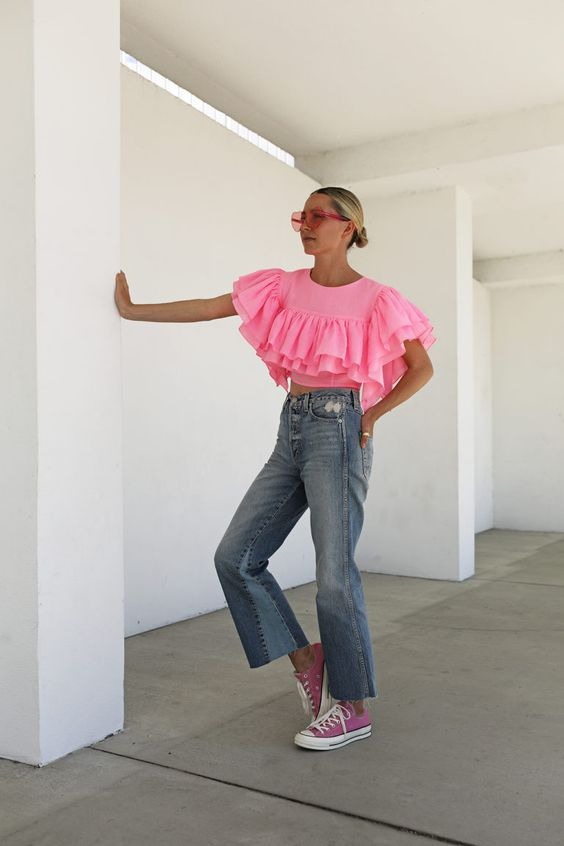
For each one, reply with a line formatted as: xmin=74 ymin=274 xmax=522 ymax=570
xmin=1 ymin=528 xmax=563 ymax=846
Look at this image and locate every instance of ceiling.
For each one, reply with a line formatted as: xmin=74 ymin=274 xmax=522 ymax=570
xmin=121 ymin=0 xmax=564 ymax=282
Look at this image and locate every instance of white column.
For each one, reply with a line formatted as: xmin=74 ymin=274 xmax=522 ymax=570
xmin=356 ymin=186 xmax=474 ymax=581
xmin=0 ymin=0 xmax=122 ymax=765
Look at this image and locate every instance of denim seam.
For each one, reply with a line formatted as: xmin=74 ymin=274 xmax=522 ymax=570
xmin=244 ymin=481 xmax=306 ymax=650
xmin=249 ymin=571 xmax=299 ymax=650
xmin=240 ymin=578 xmax=270 ymax=664
xmin=341 ymin=414 xmax=371 ymax=698
xmin=288 ymin=406 xmax=302 ymax=469
xmin=363 ymin=438 xmax=373 ymax=480
xmin=308 ymin=405 xmax=347 ymax=424
xmin=362 ymin=437 xmax=369 ymax=480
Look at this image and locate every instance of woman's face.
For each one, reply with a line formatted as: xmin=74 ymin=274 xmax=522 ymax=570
xmin=299 ymin=193 xmax=356 ymax=256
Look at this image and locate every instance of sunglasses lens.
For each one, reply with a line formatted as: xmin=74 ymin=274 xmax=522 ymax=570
xmin=290 ymin=212 xmax=303 ymax=231
xmin=291 ymin=209 xmax=337 ymax=231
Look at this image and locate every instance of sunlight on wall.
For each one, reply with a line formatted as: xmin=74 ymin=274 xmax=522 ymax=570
xmin=120 ymin=50 xmax=295 ymax=168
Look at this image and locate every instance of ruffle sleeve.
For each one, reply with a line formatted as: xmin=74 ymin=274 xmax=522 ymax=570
xmin=232 ymin=270 xmax=436 ymax=408
xmin=232 ymin=268 xmax=289 ymax=390
xmin=361 ymin=285 xmax=437 ymax=411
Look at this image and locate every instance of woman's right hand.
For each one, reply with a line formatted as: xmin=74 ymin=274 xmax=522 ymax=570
xmin=115 ymin=270 xmax=133 ymax=317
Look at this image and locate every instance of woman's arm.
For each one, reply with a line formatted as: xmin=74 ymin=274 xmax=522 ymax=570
xmin=366 ymin=339 xmax=434 ymax=422
xmin=115 ymin=271 xmax=237 ymax=322
xmin=367 ymin=363 xmax=433 ymax=422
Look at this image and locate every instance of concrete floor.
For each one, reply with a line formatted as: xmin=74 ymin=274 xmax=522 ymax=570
xmin=1 ymin=528 xmax=563 ymax=846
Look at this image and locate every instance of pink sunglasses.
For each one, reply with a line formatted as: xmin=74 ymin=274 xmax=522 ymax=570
xmin=291 ymin=208 xmax=350 ymax=232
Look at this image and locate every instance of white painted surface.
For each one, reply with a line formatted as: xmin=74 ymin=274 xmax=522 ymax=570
xmin=0 ymin=0 xmax=122 ymax=766
xmin=354 ymin=187 xmax=475 ymax=581
xmin=120 ymin=1 xmax=564 ymax=154
xmin=120 ymin=68 xmax=320 ymax=635
xmin=0 ymin=0 xmax=39 ymax=768
xmin=120 ymin=5 xmax=564 ymax=264
xmin=474 ymin=281 xmax=494 ymax=533
xmin=3 ymin=6 xmax=561 ymax=766
xmin=491 ymin=283 xmax=564 ymax=529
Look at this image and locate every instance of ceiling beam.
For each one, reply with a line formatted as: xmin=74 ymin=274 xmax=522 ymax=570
xmin=296 ymin=103 xmax=564 ymax=186
xmin=474 ymin=250 xmax=564 ymax=288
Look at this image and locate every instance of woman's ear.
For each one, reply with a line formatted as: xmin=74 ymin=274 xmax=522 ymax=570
xmin=342 ymin=220 xmax=356 ymax=242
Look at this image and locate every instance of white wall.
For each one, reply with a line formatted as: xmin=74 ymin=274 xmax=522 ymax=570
xmin=0 ymin=0 xmax=122 ymax=766
xmin=121 ymin=67 xmax=320 ymax=635
xmin=121 ymin=64 xmax=563 ymax=635
xmin=474 ymin=279 xmax=494 ymax=532
xmin=491 ymin=282 xmax=564 ymax=529
xmin=354 ymin=187 xmax=475 ymax=581
xmin=0 ymin=0 xmax=39 ymax=764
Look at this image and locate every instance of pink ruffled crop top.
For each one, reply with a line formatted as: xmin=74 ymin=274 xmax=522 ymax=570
xmin=231 ymin=267 xmax=437 ymax=412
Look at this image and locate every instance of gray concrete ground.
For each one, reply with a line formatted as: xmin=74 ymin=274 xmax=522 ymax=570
xmin=1 ymin=528 xmax=563 ymax=846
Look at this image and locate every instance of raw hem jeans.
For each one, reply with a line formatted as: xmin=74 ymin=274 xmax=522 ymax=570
xmin=214 ymin=388 xmax=378 ymax=701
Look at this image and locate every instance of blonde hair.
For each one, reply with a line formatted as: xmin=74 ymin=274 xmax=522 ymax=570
xmin=310 ymin=187 xmax=368 ymax=250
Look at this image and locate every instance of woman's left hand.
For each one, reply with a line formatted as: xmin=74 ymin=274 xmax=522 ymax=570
xmin=360 ymin=413 xmax=376 ymax=448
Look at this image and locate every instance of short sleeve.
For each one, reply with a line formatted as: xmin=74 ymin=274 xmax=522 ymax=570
xmin=370 ymin=285 xmax=436 ymax=361
xmin=232 ymin=267 xmax=284 ymax=351
xmin=232 ymin=267 xmax=289 ymax=391
xmin=362 ymin=285 xmax=437 ymax=411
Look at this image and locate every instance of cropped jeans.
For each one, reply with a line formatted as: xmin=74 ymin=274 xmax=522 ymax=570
xmin=213 ymin=387 xmax=378 ymax=701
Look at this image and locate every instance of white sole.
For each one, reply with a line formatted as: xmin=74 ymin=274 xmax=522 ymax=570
xmin=294 ymin=724 xmax=372 ymax=750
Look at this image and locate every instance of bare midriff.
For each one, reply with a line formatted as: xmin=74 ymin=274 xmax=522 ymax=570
xmin=289 ymin=379 xmax=359 ymax=397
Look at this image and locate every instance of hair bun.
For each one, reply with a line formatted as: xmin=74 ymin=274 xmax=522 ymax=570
xmin=355 ymin=226 xmax=368 ymax=248
xmin=312 ymin=187 xmax=367 ymax=251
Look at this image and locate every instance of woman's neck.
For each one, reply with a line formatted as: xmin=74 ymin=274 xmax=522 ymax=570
xmin=310 ymin=257 xmax=362 ymax=287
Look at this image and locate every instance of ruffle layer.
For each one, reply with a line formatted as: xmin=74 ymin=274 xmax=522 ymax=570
xmin=232 ymin=268 xmax=437 ymax=410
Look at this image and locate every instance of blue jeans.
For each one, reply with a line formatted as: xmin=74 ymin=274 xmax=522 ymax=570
xmin=214 ymin=387 xmax=378 ymax=701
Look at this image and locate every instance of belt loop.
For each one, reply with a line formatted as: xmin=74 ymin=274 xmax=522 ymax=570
xmin=351 ymin=389 xmax=361 ymax=413
xmin=304 ymin=392 xmax=311 ymax=412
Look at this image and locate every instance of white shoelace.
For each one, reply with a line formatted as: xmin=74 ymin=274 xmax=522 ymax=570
xmin=309 ymin=701 xmax=353 ymax=734
xmin=295 ymin=671 xmax=318 ymax=716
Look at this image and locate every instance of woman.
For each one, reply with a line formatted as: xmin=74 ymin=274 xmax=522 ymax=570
xmin=114 ymin=186 xmax=436 ymax=752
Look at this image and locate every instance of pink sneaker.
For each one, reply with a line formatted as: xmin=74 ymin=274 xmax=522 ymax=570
xmin=293 ymin=642 xmax=332 ymax=722
xmin=294 ymin=700 xmax=372 ymax=750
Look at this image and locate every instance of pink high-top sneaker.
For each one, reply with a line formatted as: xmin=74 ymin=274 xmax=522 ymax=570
xmin=294 ymin=700 xmax=372 ymax=750
xmin=293 ymin=641 xmax=332 ymax=722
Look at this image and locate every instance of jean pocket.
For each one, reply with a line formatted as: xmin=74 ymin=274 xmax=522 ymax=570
xmin=308 ymin=396 xmax=346 ymax=422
